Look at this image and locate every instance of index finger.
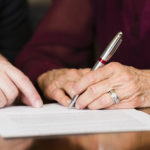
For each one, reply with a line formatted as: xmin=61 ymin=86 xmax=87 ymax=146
xmin=72 ymin=63 xmax=114 ymax=95
xmin=5 ymin=65 xmax=43 ymax=108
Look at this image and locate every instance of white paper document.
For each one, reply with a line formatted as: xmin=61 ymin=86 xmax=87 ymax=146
xmin=0 ymin=103 xmax=150 ymax=138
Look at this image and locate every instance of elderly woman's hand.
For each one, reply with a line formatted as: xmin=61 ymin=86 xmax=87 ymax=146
xmin=72 ymin=62 xmax=150 ymax=110
xmin=38 ymin=68 xmax=90 ymax=106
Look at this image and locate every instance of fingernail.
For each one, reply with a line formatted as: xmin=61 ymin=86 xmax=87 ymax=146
xmin=67 ymin=100 xmax=71 ymax=104
xmin=75 ymin=104 xmax=80 ymax=110
xmin=34 ymin=100 xmax=43 ymax=108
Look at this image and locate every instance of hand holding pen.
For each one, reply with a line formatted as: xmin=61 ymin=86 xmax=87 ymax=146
xmin=38 ymin=31 xmax=150 ymax=110
xmin=37 ymin=32 xmax=124 ymax=109
xmin=69 ymin=32 xmax=123 ymax=109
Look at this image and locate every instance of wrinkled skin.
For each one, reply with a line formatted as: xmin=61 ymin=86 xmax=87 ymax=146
xmin=38 ymin=62 xmax=150 ymax=110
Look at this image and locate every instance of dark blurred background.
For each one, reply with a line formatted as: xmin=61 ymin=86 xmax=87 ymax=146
xmin=28 ymin=0 xmax=52 ymax=30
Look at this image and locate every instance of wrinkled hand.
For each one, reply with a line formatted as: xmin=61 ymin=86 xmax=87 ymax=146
xmin=72 ymin=62 xmax=150 ymax=110
xmin=0 ymin=54 xmax=43 ymax=108
xmin=38 ymin=68 xmax=90 ymax=106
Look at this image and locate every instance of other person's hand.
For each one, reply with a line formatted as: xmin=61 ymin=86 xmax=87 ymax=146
xmin=38 ymin=68 xmax=90 ymax=106
xmin=71 ymin=62 xmax=150 ymax=110
xmin=0 ymin=54 xmax=43 ymax=108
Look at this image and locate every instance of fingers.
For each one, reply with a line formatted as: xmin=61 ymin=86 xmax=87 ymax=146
xmin=46 ymin=88 xmax=71 ymax=107
xmin=63 ymin=81 xmax=75 ymax=99
xmin=107 ymin=97 xmax=139 ymax=109
xmin=0 ymin=90 xmax=7 ymax=108
xmin=63 ymin=69 xmax=91 ymax=99
xmin=0 ymin=73 xmax=19 ymax=106
xmin=87 ymin=92 xmax=127 ymax=110
xmin=75 ymin=79 xmax=112 ymax=109
xmin=72 ymin=63 xmax=114 ymax=96
xmin=88 ymin=93 xmax=139 ymax=110
xmin=37 ymin=68 xmax=91 ymax=106
xmin=88 ymin=93 xmax=114 ymax=110
xmin=5 ymin=65 xmax=43 ymax=108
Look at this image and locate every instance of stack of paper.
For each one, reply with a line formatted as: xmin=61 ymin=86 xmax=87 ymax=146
xmin=0 ymin=103 xmax=150 ymax=138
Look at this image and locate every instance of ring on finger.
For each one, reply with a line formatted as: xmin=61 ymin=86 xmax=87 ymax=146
xmin=108 ymin=89 xmax=120 ymax=104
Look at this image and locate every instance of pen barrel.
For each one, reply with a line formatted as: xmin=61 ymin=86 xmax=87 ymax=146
xmin=69 ymin=95 xmax=79 ymax=108
xmin=92 ymin=60 xmax=104 ymax=71
xmin=100 ymin=32 xmax=123 ymax=62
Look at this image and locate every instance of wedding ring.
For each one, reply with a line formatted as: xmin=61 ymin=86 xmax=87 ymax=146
xmin=108 ymin=89 xmax=120 ymax=104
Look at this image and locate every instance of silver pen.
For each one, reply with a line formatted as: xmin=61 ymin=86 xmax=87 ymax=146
xmin=69 ymin=32 xmax=123 ymax=108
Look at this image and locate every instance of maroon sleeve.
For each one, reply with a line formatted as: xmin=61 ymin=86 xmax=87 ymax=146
xmin=15 ymin=0 xmax=95 ymax=83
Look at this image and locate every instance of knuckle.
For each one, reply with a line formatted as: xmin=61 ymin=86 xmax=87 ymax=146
xmin=86 ymin=73 xmax=96 ymax=84
xmin=122 ymin=72 xmax=132 ymax=82
xmin=45 ymin=84 xmax=54 ymax=95
xmin=107 ymin=62 xmax=122 ymax=71
xmin=53 ymin=80 xmax=61 ymax=88
xmin=87 ymin=85 xmax=97 ymax=95
xmin=19 ymin=75 xmax=29 ymax=84
xmin=51 ymin=89 xmax=59 ymax=99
